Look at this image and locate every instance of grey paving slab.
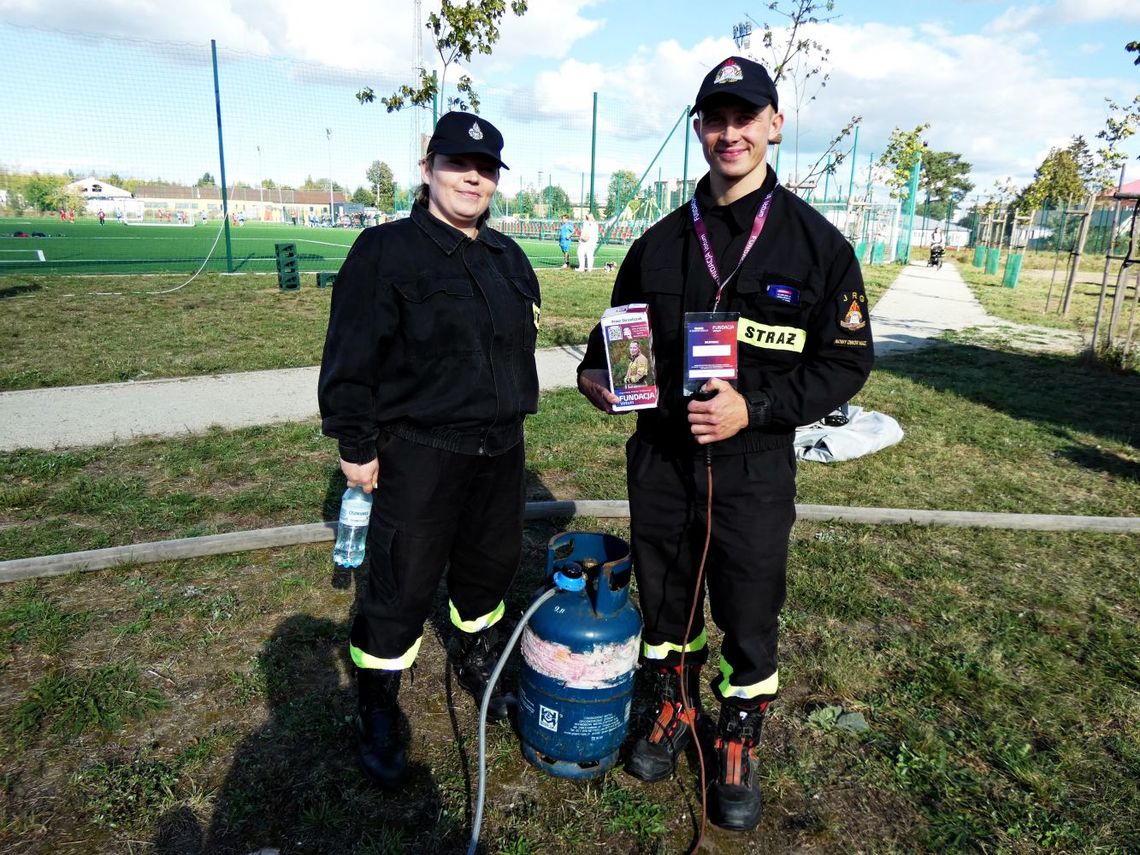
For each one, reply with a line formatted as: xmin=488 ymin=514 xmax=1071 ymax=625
xmin=869 ymin=260 xmax=997 ymax=355
xmin=0 ymin=346 xmax=587 ymax=452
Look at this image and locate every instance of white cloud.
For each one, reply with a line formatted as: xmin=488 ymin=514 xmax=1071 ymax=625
xmin=771 ymin=19 xmax=1137 ymax=192
xmin=990 ymin=0 xmax=1140 ymax=33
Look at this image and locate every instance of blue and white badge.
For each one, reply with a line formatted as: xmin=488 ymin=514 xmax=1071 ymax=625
xmin=766 ymin=284 xmax=800 ymax=304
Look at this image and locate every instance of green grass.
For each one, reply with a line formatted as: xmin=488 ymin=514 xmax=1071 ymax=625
xmin=0 ymin=262 xmax=899 ymax=392
xmin=0 ymin=216 xmax=630 ymax=276
xmin=3 ymin=329 xmax=1134 ymax=565
xmin=0 ymin=267 xmax=623 ymax=390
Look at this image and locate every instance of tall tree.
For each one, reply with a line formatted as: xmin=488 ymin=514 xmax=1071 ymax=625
xmin=1092 ymin=95 xmax=1140 ymax=189
xmin=302 ymin=175 xmax=344 ymax=193
xmin=748 ymin=0 xmax=859 ymax=191
xmin=357 ymin=1 xmax=528 ymax=114
xmin=535 ymin=184 xmax=572 ymax=218
xmin=351 ymin=186 xmax=373 ymax=204
xmin=920 ymin=150 xmax=974 ymax=222
xmin=196 ymin=172 xmax=216 ymax=187
xmin=23 ymin=174 xmax=68 ymax=213
xmin=366 ymin=160 xmax=395 ymax=210
xmin=877 ymin=124 xmax=931 ymax=201
xmin=604 ymin=169 xmax=639 ymax=219
xmin=513 ymin=187 xmax=538 ymax=217
xmin=1016 ymin=144 xmax=1086 ymax=213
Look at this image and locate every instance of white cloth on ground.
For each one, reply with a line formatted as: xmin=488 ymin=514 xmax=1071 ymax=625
xmin=794 ymin=405 xmax=904 ymax=462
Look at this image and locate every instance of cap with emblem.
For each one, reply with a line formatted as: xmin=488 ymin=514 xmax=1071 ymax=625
xmin=426 ymin=111 xmax=509 ymax=170
xmin=689 ymin=56 xmax=779 ymax=117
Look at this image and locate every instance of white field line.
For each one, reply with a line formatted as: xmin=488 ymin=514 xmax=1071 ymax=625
xmin=0 ymin=249 xmax=46 ymax=262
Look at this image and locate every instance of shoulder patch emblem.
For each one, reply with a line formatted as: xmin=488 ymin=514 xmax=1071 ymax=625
xmin=838 ymin=291 xmax=867 ymax=332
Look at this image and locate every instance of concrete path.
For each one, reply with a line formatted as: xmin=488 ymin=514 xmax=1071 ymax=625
xmin=0 ymin=262 xmax=1022 ymax=452
xmin=0 ymin=345 xmax=586 ymax=452
xmin=870 ymin=259 xmax=995 ymax=355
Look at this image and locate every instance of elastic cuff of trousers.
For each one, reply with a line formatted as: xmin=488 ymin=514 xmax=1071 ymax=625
xmin=449 ymin=599 xmax=505 ymax=634
xmin=716 ymin=657 xmax=778 ymax=702
xmin=350 ymin=638 xmax=422 ymax=671
xmin=642 ymin=629 xmax=708 ymax=661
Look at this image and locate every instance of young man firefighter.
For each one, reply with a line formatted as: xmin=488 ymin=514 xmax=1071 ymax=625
xmin=577 ymin=56 xmax=874 ymax=830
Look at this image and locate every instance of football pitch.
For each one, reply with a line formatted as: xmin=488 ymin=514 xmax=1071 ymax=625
xmin=0 ymin=218 xmax=628 ymax=276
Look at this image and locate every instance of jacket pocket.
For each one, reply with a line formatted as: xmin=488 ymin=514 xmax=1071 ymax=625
xmin=507 ymin=275 xmax=540 ymax=352
xmin=390 ymin=275 xmax=480 ymax=353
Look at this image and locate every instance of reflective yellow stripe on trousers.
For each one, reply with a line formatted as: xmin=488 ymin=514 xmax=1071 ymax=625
xmin=350 ymin=637 xmax=423 ymax=671
xmin=642 ymin=629 xmax=708 ymax=660
xmin=449 ymin=599 xmax=506 ymax=633
xmin=717 ymin=656 xmax=779 ymax=700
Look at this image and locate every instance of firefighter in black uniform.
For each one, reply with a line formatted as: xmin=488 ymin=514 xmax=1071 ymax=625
xmin=319 ymin=112 xmax=540 ymax=789
xmin=578 ymin=57 xmax=873 ymax=830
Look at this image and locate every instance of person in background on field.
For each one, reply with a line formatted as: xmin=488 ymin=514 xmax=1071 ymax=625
xmin=318 ymin=111 xmax=540 ymax=791
xmin=97 ymin=209 xmax=105 ymax=226
xmin=576 ymin=55 xmax=874 ymax=832
xmin=577 ymin=210 xmax=598 ymax=272
xmin=68 ymin=209 xmax=75 ymax=223
xmin=558 ymin=214 xmax=574 ymax=268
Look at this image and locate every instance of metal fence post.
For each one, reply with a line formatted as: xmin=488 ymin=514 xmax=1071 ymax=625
xmin=211 ymin=39 xmax=234 ymax=273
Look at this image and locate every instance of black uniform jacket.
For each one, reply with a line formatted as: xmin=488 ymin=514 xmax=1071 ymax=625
xmin=580 ymin=167 xmax=873 ymax=455
xmin=319 ymin=203 xmax=541 ymax=463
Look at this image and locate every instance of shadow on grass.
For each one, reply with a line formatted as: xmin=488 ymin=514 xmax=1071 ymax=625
xmin=153 ymin=613 xmax=456 ymax=855
xmin=876 ymin=341 xmax=1140 ymax=477
xmin=0 ymin=282 xmax=41 ymax=299
xmin=150 ymin=471 xmax=580 ymax=853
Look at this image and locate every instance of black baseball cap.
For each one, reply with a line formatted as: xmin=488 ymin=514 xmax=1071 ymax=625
xmin=426 ymin=111 xmax=509 ymax=170
xmin=689 ymin=56 xmax=779 ymax=116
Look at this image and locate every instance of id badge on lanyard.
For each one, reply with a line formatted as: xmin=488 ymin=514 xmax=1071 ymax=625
xmin=682 ymin=190 xmax=773 ymax=397
xmin=683 ymin=311 xmax=739 ymax=397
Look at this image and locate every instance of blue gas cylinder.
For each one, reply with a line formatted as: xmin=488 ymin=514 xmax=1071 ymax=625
xmin=517 ymin=531 xmax=642 ymax=779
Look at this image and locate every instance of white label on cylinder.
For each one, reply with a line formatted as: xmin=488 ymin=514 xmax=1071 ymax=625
xmin=521 ymin=627 xmax=640 ymax=689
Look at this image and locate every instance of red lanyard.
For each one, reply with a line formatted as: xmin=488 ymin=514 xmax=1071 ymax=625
xmin=690 ymin=190 xmax=773 ymax=311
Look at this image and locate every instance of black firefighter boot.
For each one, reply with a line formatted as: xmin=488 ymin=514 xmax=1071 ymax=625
xmin=709 ymin=700 xmax=768 ymax=831
xmin=452 ymin=625 xmax=510 ymax=722
xmin=355 ymin=668 xmax=407 ymax=789
xmin=625 ymin=664 xmax=702 ymax=782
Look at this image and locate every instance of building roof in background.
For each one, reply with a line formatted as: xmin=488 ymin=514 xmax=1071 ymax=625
xmin=65 ymin=176 xmax=132 ymax=198
xmin=131 ymin=183 xmax=346 ymax=205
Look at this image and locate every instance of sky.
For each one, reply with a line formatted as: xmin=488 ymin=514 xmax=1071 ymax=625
xmin=1 ymin=0 xmax=1138 ymax=212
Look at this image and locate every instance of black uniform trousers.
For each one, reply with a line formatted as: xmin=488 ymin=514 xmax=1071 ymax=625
xmin=350 ymin=433 xmax=525 ymax=669
xmin=626 ymin=432 xmax=796 ymax=704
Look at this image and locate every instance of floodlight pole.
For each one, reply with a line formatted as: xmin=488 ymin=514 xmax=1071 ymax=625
xmin=589 ymin=92 xmax=598 ymax=215
xmin=326 ymin=128 xmax=335 ymax=223
xmin=211 ymin=39 xmax=234 ymax=273
xmin=682 ymin=105 xmax=691 ymax=201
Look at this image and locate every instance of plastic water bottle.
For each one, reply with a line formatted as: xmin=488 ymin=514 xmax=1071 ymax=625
xmin=333 ymin=486 xmax=373 ymax=568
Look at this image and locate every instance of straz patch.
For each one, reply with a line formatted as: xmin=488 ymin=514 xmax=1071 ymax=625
xmin=737 ymin=318 xmax=805 ymax=353
xmin=838 ymin=291 xmax=868 ymax=332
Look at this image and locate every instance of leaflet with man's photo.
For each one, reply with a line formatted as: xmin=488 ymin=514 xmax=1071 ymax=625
xmin=601 ymin=303 xmax=659 ymax=412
